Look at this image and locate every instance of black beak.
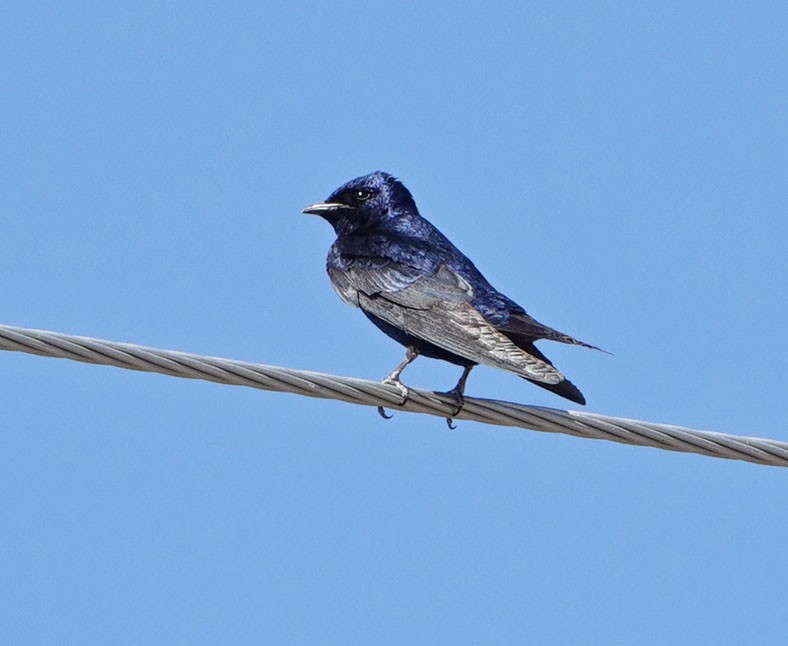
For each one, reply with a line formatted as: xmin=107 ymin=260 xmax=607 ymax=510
xmin=302 ymin=202 xmax=346 ymax=216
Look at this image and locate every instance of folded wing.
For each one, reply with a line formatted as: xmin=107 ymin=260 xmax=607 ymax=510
xmin=329 ymin=262 xmax=566 ymax=385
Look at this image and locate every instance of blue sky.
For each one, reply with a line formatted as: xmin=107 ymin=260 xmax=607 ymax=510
xmin=1 ymin=2 xmax=787 ymax=643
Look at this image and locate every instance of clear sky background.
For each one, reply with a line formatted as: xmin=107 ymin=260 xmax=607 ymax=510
xmin=1 ymin=2 xmax=787 ymax=644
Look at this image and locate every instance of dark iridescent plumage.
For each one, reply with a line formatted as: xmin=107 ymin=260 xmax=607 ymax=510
xmin=303 ymin=171 xmax=598 ymax=407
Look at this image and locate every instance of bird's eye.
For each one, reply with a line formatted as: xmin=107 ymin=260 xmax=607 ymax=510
xmin=354 ymin=188 xmax=372 ymax=202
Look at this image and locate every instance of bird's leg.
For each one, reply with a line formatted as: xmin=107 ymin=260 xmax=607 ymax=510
xmin=443 ymin=365 xmax=474 ymax=429
xmin=382 ymin=346 xmax=420 ymax=398
xmin=377 ymin=346 xmax=420 ymax=419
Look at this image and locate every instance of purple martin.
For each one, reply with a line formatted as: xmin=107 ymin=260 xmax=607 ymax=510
xmin=303 ymin=171 xmax=599 ymax=417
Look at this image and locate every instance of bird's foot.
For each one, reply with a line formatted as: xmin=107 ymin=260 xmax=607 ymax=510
xmin=382 ymin=376 xmax=411 ymax=405
xmin=439 ymin=365 xmax=473 ymax=429
xmin=378 ymin=377 xmax=411 ymax=420
xmin=439 ymin=386 xmax=465 ymax=430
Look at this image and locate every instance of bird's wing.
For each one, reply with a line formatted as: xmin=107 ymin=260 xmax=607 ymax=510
xmin=328 ymin=259 xmax=424 ymax=306
xmin=332 ymin=262 xmax=565 ymax=385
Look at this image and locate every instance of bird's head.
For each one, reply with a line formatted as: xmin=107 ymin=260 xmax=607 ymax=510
xmin=302 ymin=171 xmax=418 ymax=234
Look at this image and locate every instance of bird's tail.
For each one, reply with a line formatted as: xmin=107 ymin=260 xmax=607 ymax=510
xmin=549 ymin=331 xmax=609 ymax=354
xmin=497 ymin=311 xmax=609 ymax=354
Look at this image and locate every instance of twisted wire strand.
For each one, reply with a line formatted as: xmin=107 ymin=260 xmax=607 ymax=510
xmin=1 ymin=323 xmax=786 ymax=467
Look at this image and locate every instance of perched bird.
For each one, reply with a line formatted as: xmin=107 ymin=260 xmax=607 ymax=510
xmin=303 ymin=171 xmax=599 ymax=418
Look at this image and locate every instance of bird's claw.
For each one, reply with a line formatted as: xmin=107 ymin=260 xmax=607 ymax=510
xmin=439 ymin=387 xmax=465 ymax=430
xmin=378 ymin=377 xmax=410 ymax=421
xmin=382 ymin=377 xmax=410 ymax=406
xmin=441 ymin=387 xmax=465 ymax=416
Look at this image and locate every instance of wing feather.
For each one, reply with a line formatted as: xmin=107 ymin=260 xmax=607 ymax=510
xmin=331 ymin=262 xmax=564 ymax=384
